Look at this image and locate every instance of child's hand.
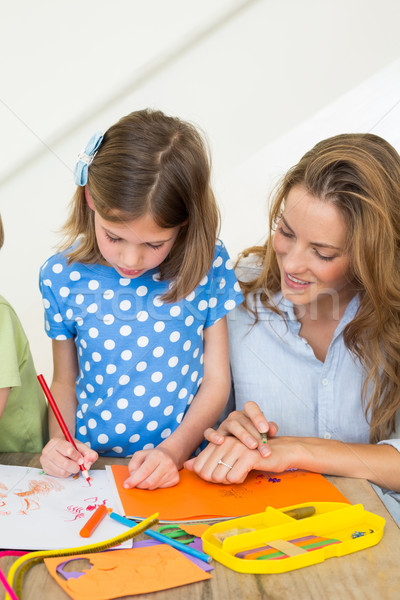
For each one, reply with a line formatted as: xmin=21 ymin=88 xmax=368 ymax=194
xmin=124 ymin=447 xmax=180 ymax=490
xmin=40 ymin=437 xmax=98 ymax=478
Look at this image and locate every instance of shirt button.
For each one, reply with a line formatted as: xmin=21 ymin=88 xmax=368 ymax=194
xmin=324 ymin=432 xmax=331 ymax=439
xmin=321 ymin=378 xmax=329 ymax=386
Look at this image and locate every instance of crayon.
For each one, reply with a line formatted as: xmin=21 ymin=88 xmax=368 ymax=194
xmin=109 ymin=511 xmax=212 ymax=564
xmin=80 ymin=505 xmax=109 ymax=537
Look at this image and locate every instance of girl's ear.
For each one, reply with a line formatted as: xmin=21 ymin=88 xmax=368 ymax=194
xmin=84 ymin=186 xmax=95 ymax=210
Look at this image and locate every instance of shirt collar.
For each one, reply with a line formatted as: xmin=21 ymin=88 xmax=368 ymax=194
xmin=271 ymin=291 xmax=360 ymax=329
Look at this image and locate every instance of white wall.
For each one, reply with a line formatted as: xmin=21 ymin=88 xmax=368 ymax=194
xmin=1 ymin=0 xmax=400 ymax=378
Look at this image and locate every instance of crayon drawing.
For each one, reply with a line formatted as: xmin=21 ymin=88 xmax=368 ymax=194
xmin=0 ymin=465 xmax=130 ymax=550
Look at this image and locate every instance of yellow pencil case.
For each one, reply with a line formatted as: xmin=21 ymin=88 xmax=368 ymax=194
xmin=201 ymin=501 xmax=385 ymax=573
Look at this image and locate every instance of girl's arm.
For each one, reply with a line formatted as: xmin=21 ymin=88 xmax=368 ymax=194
xmin=40 ymin=339 xmax=98 ymax=477
xmin=124 ymin=316 xmax=231 ymax=489
xmin=185 ymin=433 xmax=400 ymax=491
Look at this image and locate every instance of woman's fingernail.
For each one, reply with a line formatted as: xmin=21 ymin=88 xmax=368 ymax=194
xmin=246 ymin=437 xmax=257 ymax=448
xmin=261 ymin=446 xmax=271 ymax=457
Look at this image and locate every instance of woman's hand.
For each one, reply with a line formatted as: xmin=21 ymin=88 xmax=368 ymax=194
xmin=185 ymin=435 xmax=302 ymax=484
xmin=185 ymin=436 xmax=262 ymax=483
xmin=124 ymin=447 xmax=180 ymax=490
xmin=40 ymin=437 xmax=98 ymax=478
xmin=205 ymin=401 xmax=278 ymax=457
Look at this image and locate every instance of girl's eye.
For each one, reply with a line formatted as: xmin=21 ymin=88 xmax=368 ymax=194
xmin=147 ymin=243 xmax=163 ymax=250
xmin=105 ymin=233 xmax=120 ymax=243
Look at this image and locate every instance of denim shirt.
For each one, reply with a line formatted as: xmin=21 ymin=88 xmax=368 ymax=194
xmin=227 ymin=259 xmax=400 ymax=511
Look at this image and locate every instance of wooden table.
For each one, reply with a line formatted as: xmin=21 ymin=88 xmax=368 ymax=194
xmin=0 ymin=453 xmax=399 ymax=600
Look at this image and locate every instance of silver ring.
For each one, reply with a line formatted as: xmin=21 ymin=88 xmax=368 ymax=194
xmin=217 ymin=459 xmax=233 ymax=470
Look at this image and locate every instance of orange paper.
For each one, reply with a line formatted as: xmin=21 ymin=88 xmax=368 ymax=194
xmin=109 ymin=467 xmax=349 ymax=521
xmin=180 ymin=523 xmax=211 ymax=537
xmin=45 ymin=546 xmax=211 ymax=600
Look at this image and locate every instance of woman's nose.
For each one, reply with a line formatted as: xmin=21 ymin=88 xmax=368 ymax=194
xmin=282 ymin=244 xmax=307 ymax=273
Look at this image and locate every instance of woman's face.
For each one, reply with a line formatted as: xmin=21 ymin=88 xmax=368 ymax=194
xmin=273 ymin=185 xmax=354 ymax=310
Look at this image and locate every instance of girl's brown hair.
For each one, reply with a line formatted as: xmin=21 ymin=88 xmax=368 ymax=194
xmin=62 ymin=109 xmax=219 ymax=302
xmin=240 ymin=133 xmax=400 ymax=442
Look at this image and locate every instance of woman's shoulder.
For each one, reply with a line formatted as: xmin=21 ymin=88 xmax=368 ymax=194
xmin=235 ymin=253 xmax=263 ymax=282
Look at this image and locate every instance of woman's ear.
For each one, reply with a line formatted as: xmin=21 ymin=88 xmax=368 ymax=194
xmin=84 ymin=186 xmax=95 ymax=211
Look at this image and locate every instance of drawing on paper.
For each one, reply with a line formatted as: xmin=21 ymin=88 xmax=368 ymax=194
xmin=0 ymin=465 xmax=127 ymax=550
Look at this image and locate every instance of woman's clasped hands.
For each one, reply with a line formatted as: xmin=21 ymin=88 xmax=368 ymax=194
xmin=185 ymin=401 xmax=301 ymax=483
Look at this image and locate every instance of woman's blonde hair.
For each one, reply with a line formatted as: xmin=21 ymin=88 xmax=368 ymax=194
xmin=62 ymin=109 xmax=219 ymax=302
xmin=240 ymin=133 xmax=400 ymax=442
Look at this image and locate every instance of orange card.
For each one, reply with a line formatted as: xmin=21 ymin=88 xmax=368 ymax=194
xmin=108 ymin=466 xmax=349 ymax=522
xmin=45 ymin=546 xmax=211 ymax=600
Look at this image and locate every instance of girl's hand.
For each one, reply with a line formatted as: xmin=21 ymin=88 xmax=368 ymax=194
xmin=124 ymin=447 xmax=180 ymax=490
xmin=185 ymin=435 xmax=300 ymax=484
xmin=40 ymin=437 xmax=98 ymax=478
xmin=204 ymin=401 xmax=278 ymax=458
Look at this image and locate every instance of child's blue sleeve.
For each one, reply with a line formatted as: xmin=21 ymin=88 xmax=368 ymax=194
xmin=203 ymin=240 xmax=244 ymax=329
xmin=39 ymin=257 xmax=75 ymax=340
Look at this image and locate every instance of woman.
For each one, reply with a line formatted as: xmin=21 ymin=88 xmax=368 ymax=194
xmin=185 ymin=133 xmax=400 ymax=509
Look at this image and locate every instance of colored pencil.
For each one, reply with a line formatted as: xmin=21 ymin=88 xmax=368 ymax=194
xmin=37 ymin=374 xmax=91 ymax=484
xmin=109 ymin=511 xmax=212 ymax=564
xmin=80 ymin=505 xmax=110 ymax=537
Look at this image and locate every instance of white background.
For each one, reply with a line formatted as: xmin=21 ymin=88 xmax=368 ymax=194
xmin=1 ymin=0 xmax=400 ymax=377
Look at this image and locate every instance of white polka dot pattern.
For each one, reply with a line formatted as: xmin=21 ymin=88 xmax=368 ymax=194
xmin=39 ymin=240 xmax=244 ymax=456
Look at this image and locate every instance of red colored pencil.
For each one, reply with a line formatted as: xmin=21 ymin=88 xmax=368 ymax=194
xmin=37 ymin=374 xmax=91 ymax=485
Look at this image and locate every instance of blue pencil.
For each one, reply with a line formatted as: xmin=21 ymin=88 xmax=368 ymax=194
xmin=109 ymin=511 xmax=212 ymax=564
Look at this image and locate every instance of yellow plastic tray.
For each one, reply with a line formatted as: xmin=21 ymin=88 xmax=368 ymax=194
xmin=201 ymin=502 xmax=385 ymax=573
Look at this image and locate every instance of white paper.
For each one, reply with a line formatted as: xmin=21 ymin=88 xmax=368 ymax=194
xmin=0 ymin=464 xmax=132 ymax=550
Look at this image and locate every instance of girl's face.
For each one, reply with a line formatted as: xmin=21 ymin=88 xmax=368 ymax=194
xmin=273 ymin=185 xmax=354 ymax=309
xmin=93 ymin=210 xmax=182 ymax=279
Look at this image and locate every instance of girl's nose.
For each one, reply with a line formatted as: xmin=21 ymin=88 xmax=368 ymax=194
xmin=122 ymin=246 xmax=142 ymax=268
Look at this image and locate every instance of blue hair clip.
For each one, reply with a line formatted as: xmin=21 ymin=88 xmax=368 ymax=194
xmin=74 ymin=131 xmax=104 ymax=186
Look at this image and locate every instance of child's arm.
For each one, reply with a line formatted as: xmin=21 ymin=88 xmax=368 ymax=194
xmin=40 ymin=339 xmax=98 ymax=477
xmin=124 ymin=316 xmax=231 ymax=490
xmin=0 ymin=387 xmax=10 ymax=418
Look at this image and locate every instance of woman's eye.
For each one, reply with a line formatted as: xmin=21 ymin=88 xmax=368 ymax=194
xmin=314 ymin=250 xmax=335 ymax=262
xmin=278 ymin=226 xmax=293 ymax=238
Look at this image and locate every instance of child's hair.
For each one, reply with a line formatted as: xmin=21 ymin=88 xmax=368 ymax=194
xmin=0 ymin=214 xmax=4 ymax=249
xmin=62 ymin=109 xmax=220 ymax=302
xmin=239 ymin=133 xmax=400 ymax=443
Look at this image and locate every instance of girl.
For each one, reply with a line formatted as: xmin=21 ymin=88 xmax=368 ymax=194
xmin=0 ymin=214 xmax=48 ymax=451
xmin=186 ymin=133 xmax=400 ymax=504
xmin=39 ymin=109 xmax=243 ymax=489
